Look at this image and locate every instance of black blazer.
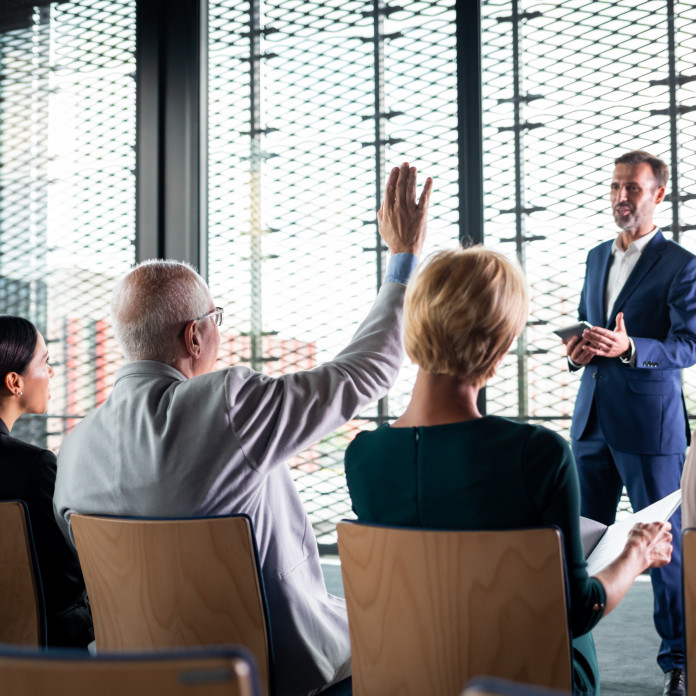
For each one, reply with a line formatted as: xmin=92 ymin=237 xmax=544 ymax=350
xmin=0 ymin=418 xmax=93 ymax=648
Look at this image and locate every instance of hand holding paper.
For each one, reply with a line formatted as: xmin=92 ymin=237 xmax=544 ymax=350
xmin=625 ymin=521 xmax=672 ymax=568
xmin=583 ymin=489 xmax=680 ymax=575
xmin=589 ymin=490 xmax=679 ymax=616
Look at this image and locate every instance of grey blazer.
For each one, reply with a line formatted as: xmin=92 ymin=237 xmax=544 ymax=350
xmin=54 ymin=280 xmax=406 ymax=696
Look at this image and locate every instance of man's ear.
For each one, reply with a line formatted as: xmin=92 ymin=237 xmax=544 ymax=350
xmin=182 ymin=321 xmax=202 ymax=359
xmin=654 ymin=185 xmax=666 ymax=206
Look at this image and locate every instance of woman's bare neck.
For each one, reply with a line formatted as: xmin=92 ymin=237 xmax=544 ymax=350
xmin=391 ymin=369 xmax=482 ymax=428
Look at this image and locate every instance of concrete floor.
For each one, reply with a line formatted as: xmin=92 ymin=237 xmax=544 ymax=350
xmin=592 ymin=575 xmax=665 ymax=696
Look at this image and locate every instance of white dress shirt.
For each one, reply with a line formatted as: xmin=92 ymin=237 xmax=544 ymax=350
xmin=605 ymin=227 xmax=658 ymax=318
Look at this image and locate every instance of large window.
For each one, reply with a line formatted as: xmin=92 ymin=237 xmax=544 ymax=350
xmin=0 ymin=0 xmax=136 ymax=447
xmin=481 ymin=0 xmax=696 ymax=513
xmin=482 ymin=0 xmax=696 ymax=433
xmin=5 ymin=0 xmax=694 ymax=541
xmin=208 ymin=0 xmax=457 ymax=544
xmin=207 ymin=0 xmax=696 ymax=541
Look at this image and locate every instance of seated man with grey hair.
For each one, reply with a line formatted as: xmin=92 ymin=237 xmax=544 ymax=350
xmin=54 ymin=163 xmax=432 ymax=696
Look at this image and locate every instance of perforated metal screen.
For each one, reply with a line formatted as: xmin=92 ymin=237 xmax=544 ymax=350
xmin=4 ymin=0 xmax=694 ymax=540
xmin=0 ymin=1 xmax=136 ymax=447
xmin=208 ymin=0 xmax=457 ymax=544
xmin=481 ymin=0 xmax=696 ymax=513
xmin=209 ymin=0 xmax=696 ymax=540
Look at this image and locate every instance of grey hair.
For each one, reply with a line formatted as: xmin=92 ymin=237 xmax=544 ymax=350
xmin=111 ymin=259 xmax=212 ymax=363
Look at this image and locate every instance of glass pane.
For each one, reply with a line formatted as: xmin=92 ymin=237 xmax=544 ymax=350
xmin=208 ymin=0 xmax=458 ymax=545
xmin=481 ymin=0 xmax=696 ymax=513
xmin=0 ymin=0 xmax=136 ymax=447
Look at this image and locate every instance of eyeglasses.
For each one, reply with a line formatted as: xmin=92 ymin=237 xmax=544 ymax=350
xmin=195 ymin=306 xmax=224 ymax=327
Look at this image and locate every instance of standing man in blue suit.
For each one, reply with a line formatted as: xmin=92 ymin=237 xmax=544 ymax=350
xmin=565 ymin=150 xmax=696 ymax=696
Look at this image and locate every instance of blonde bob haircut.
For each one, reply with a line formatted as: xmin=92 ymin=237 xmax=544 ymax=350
xmin=404 ymin=247 xmax=528 ymax=385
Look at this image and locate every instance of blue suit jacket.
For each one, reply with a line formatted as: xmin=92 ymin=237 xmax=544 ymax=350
xmin=570 ymin=230 xmax=696 ymax=454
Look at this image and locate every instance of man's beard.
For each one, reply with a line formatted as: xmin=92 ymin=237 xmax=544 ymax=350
xmin=613 ymin=205 xmax=637 ymax=231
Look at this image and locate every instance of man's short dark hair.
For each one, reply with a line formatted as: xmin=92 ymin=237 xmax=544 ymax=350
xmin=614 ymin=150 xmax=669 ymax=188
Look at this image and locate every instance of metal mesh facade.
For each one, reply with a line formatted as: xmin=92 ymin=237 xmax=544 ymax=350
xmin=481 ymin=0 xmax=696 ymax=512
xmin=0 ymin=1 xmax=136 ymax=447
xmin=4 ymin=0 xmax=694 ymax=540
xmin=208 ymin=0 xmax=457 ymax=544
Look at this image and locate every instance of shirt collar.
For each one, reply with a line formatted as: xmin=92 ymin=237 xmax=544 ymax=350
xmin=611 ymin=226 xmax=658 ymax=257
xmin=113 ymin=360 xmax=187 ymax=386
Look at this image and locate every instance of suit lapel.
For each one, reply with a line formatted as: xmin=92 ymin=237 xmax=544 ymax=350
xmin=607 ymin=229 xmax=666 ymax=327
xmin=593 ymin=242 xmax=613 ymax=327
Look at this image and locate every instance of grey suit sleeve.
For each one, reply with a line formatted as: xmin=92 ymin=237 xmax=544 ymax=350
xmin=225 ymin=281 xmax=406 ymax=472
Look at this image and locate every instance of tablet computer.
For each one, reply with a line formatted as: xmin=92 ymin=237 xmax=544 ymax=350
xmin=553 ymin=321 xmax=592 ymax=341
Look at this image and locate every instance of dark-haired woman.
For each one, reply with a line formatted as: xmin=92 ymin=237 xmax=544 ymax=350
xmin=0 ymin=315 xmax=93 ymax=648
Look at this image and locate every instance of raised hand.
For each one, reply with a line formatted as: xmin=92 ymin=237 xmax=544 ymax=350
xmin=378 ymin=162 xmax=433 ymax=257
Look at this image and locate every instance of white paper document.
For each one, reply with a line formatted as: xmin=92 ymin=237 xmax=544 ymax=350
xmin=582 ymin=489 xmax=681 ymax=576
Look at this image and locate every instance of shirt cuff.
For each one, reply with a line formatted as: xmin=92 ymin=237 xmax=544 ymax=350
xmin=384 ymin=253 xmax=419 ymax=285
xmin=619 ymin=337 xmax=636 ymax=366
xmin=567 ymin=356 xmax=583 ymax=371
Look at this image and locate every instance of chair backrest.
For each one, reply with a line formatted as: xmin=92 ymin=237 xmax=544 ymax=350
xmin=0 ymin=645 xmax=261 ymax=696
xmin=462 ymin=676 xmax=572 ymax=695
xmin=683 ymin=528 xmax=696 ymax=696
xmin=71 ymin=514 xmax=272 ymax=696
xmin=337 ymin=522 xmax=573 ymax=696
xmin=0 ymin=500 xmax=44 ymax=646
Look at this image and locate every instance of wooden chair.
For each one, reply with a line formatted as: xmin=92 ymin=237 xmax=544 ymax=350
xmin=337 ymin=522 xmax=573 ymax=696
xmin=683 ymin=527 xmax=696 ymax=696
xmin=0 ymin=500 xmax=45 ymax=646
xmin=71 ymin=514 xmax=273 ymax=696
xmin=462 ymin=676 xmax=572 ymax=695
xmin=0 ymin=645 xmax=261 ymax=696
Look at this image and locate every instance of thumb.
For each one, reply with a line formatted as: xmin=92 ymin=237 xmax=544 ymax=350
xmin=616 ymin=312 xmax=626 ymax=333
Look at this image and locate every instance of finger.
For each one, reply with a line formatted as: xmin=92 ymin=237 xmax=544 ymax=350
xmin=591 ymin=332 xmax=617 ymax=346
xmin=406 ymin=166 xmax=417 ymax=203
xmin=572 ymin=348 xmax=590 ymax=364
xmin=570 ymin=338 xmax=587 ymax=355
xmin=418 ymin=176 xmax=433 ymax=211
xmin=395 ymin=162 xmax=409 ymax=204
xmin=616 ymin=312 xmax=626 ymax=333
xmin=589 ymin=339 xmax=613 ymax=353
xmin=384 ymin=167 xmax=399 ymax=208
xmin=585 ymin=327 xmax=612 ymax=340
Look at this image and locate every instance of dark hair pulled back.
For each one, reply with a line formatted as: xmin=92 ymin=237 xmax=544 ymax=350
xmin=0 ymin=316 xmax=38 ymax=382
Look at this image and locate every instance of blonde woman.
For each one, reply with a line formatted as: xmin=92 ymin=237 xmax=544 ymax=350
xmin=345 ymin=247 xmax=672 ymax=696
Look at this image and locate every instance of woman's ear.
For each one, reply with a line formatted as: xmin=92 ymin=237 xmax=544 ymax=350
xmin=3 ymin=371 xmax=22 ymax=397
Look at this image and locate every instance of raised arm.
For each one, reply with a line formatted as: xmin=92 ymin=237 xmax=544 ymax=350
xmin=227 ymin=163 xmax=433 ymax=470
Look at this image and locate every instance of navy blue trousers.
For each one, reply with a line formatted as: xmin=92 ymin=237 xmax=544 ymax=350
xmin=571 ymin=404 xmax=684 ymax=672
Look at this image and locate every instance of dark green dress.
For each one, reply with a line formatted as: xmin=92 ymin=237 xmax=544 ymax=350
xmin=344 ymin=415 xmax=605 ymax=695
